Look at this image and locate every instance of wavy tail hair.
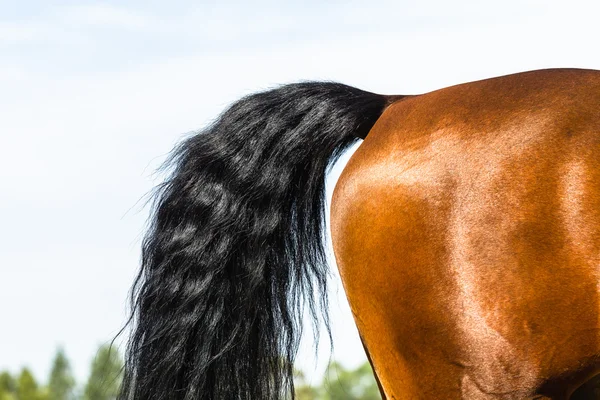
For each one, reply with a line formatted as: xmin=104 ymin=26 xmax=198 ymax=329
xmin=120 ymin=82 xmax=389 ymax=400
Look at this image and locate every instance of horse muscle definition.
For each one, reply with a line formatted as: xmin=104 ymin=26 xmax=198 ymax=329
xmin=120 ymin=69 xmax=600 ymax=399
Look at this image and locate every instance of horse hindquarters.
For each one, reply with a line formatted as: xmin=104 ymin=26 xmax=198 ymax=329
xmin=331 ymin=69 xmax=600 ymax=399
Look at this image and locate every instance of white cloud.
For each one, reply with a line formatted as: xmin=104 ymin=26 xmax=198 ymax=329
xmin=59 ymin=3 xmax=160 ymax=31
xmin=0 ymin=64 xmax=27 ymax=81
xmin=0 ymin=21 xmax=52 ymax=43
xmin=0 ymin=4 xmax=161 ymax=45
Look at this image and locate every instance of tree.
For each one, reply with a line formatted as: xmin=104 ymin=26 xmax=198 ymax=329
xmin=15 ymin=368 xmax=45 ymax=400
xmin=0 ymin=371 xmax=16 ymax=400
xmin=47 ymin=348 xmax=75 ymax=400
xmin=294 ymin=367 xmax=319 ymax=400
xmin=321 ymin=361 xmax=380 ymax=400
xmin=83 ymin=345 xmax=123 ymax=400
xmin=293 ymin=361 xmax=381 ymax=400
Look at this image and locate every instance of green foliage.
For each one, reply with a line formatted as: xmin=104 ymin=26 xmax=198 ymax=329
xmin=16 ymin=368 xmax=46 ymax=400
xmin=47 ymin=348 xmax=75 ymax=400
xmin=321 ymin=361 xmax=380 ymax=400
xmin=294 ymin=361 xmax=381 ymax=400
xmin=3 ymin=346 xmax=375 ymax=400
xmin=0 ymin=372 xmax=16 ymax=392
xmin=0 ymin=389 xmax=15 ymax=400
xmin=293 ymin=368 xmax=319 ymax=400
xmin=83 ymin=345 xmax=123 ymax=400
xmin=0 ymin=371 xmax=16 ymax=400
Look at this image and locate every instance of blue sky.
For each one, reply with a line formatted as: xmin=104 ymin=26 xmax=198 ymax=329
xmin=1 ymin=0 xmax=600 ymax=388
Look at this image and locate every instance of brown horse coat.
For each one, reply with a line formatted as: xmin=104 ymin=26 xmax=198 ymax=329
xmin=331 ymin=69 xmax=600 ymax=399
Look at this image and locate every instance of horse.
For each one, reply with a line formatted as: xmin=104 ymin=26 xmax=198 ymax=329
xmin=119 ymin=68 xmax=600 ymax=399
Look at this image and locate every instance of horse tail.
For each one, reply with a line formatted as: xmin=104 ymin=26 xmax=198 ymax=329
xmin=120 ymin=82 xmax=390 ymax=400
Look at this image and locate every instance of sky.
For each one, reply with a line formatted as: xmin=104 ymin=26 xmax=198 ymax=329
xmin=1 ymin=0 xmax=600 ymax=389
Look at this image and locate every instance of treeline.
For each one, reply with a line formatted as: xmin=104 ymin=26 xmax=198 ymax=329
xmin=1 ymin=345 xmax=380 ymax=400
xmin=294 ymin=361 xmax=380 ymax=400
xmin=0 ymin=344 xmax=122 ymax=400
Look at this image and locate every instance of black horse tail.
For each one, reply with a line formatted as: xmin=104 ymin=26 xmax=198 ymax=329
xmin=120 ymin=82 xmax=390 ymax=400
